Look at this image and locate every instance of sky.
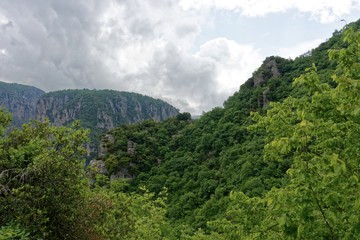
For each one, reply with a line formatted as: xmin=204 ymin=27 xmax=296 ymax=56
xmin=0 ymin=1 xmax=359 ymax=115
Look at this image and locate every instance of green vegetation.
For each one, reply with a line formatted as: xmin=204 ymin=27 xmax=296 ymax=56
xmin=204 ymin=26 xmax=360 ymax=239
xmin=40 ymin=89 xmax=179 ymax=158
xmin=0 ymin=112 xmax=173 ymax=239
xmin=96 ymin=22 xmax=360 ymax=238
xmin=1 ymin=20 xmax=360 ymax=239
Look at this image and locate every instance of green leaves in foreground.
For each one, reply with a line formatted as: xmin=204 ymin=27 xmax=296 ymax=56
xmin=0 ymin=117 xmax=173 ymax=239
xmin=205 ymin=27 xmax=360 ymax=239
xmin=0 ymin=119 xmax=90 ymax=239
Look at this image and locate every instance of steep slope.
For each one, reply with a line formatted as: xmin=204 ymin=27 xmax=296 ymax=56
xmin=96 ymin=20 xmax=360 ymax=232
xmin=0 ymin=81 xmax=45 ymax=126
xmin=36 ymin=89 xmax=179 ymax=131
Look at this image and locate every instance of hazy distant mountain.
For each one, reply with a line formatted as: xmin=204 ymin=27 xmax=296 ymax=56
xmin=0 ymin=81 xmax=45 ymax=126
xmin=36 ymin=89 xmax=179 ymax=133
xmin=0 ymin=82 xmax=179 ymax=131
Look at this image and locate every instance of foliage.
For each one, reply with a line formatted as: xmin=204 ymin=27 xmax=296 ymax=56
xmin=0 ymin=82 xmax=45 ymax=127
xmin=94 ymin=20 xmax=360 ymax=237
xmin=0 ymin=117 xmax=90 ymax=239
xmin=204 ymin=26 xmax=360 ymax=239
xmin=0 ymin=81 xmax=44 ymax=93
xmin=0 ymin=223 xmax=29 ymax=240
xmin=40 ymin=89 xmax=179 ymax=159
xmin=85 ymin=185 xmax=172 ymax=240
xmin=43 ymin=89 xmax=179 ymax=129
xmin=100 ymin=115 xmax=191 ymax=178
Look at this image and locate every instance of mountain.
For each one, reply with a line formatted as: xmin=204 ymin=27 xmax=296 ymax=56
xmin=0 ymin=81 xmax=45 ymax=126
xmin=36 ymin=89 xmax=179 ymax=135
xmin=0 ymin=83 xmax=179 ymax=158
xmin=94 ymin=20 xmax=360 ymax=233
xmin=0 ymin=83 xmax=179 ymax=129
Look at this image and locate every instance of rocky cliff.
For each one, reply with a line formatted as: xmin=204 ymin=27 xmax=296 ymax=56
xmin=0 ymin=82 xmax=179 ymax=136
xmin=252 ymin=57 xmax=282 ymax=87
xmin=0 ymin=81 xmax=45 ymax=126
xmin=36 ymin=89 xmax=179 ymax=131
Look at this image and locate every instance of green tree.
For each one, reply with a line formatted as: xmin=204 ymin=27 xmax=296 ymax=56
xmin=0 ymin=117 xmax=90 ymax=239
xmin=87 ymin=185 xmax=171 ymax=240
xmin=204 ymin=27 xmax=360 ymax=240
xmin=253 ymin=27 xmax=360 ymax=239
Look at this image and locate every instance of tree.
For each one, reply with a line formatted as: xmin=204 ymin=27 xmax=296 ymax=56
xmin=205 ymin=27 xmax=360 ymax=239
xmin=0 ymin=117 xmax=90 ymax=239
xmin=254 ymin=27 xmax=360 ymax=239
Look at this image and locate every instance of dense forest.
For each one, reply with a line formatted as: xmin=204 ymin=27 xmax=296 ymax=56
xmin=1 ymin=22 xmax=360 ymax=239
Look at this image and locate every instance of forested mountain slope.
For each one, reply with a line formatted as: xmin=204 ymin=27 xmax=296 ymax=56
xmin=95 ymin=19 xmax=360 ymax=234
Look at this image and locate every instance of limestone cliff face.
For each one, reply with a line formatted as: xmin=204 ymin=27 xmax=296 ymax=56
xmin=36 ymin=89 xmax=179 ymax=131
xmin=253 ymin=57 xmax=281 ymax=87
xmin=36 ymin=94 xmax=81 ymax=126
xmin=0 ymin=82 xmax=178 ymax=132
xmin=0 ymin=81 xmax=45 ymax=126
xmin=250 ymin=57 xmax=284 ymax=108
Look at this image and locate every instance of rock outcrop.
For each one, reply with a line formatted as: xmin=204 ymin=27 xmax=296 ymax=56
xmin=253 ymin=57 xmax=281 ymax=87
xmin=36 ymin=89 xmax=179 ymax=130
xmin=0 ymin=82 xmax=179 ymax=130
xmin=0 ymin=81 xmax=45 ymax=126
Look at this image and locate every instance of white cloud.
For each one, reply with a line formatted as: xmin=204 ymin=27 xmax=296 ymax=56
xmin=0 ymin=0 xmax=223 ymax=114
xmin=179 ymin=0 xmax=360 ymax=23
xmin=1 ymin=0 xmax=355 ymax=115
xmin=196 ymin=38 xmax=262 ymax=94
xmin=0 ymin=10 xmax=9 ymax=24
xmin=278 ymin=38 xmax=324 ymax=59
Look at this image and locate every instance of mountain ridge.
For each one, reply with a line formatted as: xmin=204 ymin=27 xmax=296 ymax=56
xmin=0 ymin=83 xmax=179 ymax=128
xmin=92 ymin=20 xmax=360 ymax=232
xmin=0 ymin=81 xmax=45 ymax=126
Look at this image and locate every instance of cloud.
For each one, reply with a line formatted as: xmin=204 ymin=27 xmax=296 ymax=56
xmin=2 ymin=0 xmax=347 ymax=115
xmin=0 ymin=0 xmax=114 ymax=88
xmin=0 ymin=0 xmax=265 ymax=115
xmin=278 ymin=38 xmax=324 ymax=59
xmin=196 ymin=38 xmax=262 ymax=94
xmin=0 ymin=1 xmax=204 ymax=111
xmin=129 ymin=38 xmax=262 ymax=114
xmin=179 ymin=0 xmax=360 ymax=23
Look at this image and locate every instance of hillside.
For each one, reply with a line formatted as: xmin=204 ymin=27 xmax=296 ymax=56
xmin=0 ymin=81 xmax=45 ymax=126
xmin=0 ymin=85 xmax=179 ymax=156
xmin=36 ymin=89 xmax=179 ymax=139
xmin=93 ymin=19 xmax=360 ymax=234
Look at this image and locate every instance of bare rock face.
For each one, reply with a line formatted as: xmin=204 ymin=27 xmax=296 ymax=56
xmin=262 ymin=87 xmax=270 ymax=107
xmin=0 ymin=82 xmax=45 ymax=126
xmin=96 ymin=111 xmax=114 ymax=129
xmin=253 ymin=58 xmax=281 ymax=87
xmin=36 ymin=95 xmax=79 ymax=126
xmin=0 ymin=83 xmax=179 ymax=130
xmin=36 ymin=89 xmax=179 ymax=131
xmin=127 ymin=140 xmax=136 ymax=156
xmin=98 ymin=134 xmax=115 ymax=158
xmin=110 ymin=168 xmax=134 ymax=181
xmin=89 ymin=159 xmax=108 ymax=175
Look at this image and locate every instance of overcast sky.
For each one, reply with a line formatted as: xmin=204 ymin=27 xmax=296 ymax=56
xmin=0 ymin=1 xmax=359 ymax=114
